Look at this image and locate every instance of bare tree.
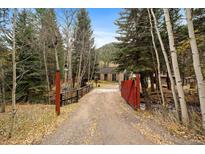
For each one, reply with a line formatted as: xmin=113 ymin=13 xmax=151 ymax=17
xmin=164 ymin=8 xmax=189 ymax=124
xmin=76 ymin=29 xmax=87 ymax=88
xmin=147 ymin=9 xmax=165 ymax=106
xmin=186 ymin=8 xmax=205 ymax=128
xmin=52 ymin=33 xmax=60 ymax=71
xmin=9 ymin=8 xmax=17 ymax=138
xmin=76 ymin=33 xmax=84 ymax=87
xmin=61 ymin=9 xmax=76 ymax=88
xmin=151 ymin=9 xmax=180 ymax=120
xmin=48 ymin=10 xmax=60 ymax=72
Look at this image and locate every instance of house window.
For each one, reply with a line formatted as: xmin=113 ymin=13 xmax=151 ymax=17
xmin=112 ymin=74 xmax=116 ymax=81
xmin=104 ymin=74 xmax=108 ymax=80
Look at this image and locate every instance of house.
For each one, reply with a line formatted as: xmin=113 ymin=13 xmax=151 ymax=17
xmin=99 ymin=67 xmax=124 ymax=82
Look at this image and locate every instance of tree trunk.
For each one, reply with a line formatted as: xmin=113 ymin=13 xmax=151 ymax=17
xmin=148 ymin=9 xmax=165 ymax=106
xmin=43 ymin=41 xmax=51 ymax=104
xmin=64 ymin=40 xmax=73 ymax=88
xmin=77 ymin=31 xmax=85 ymax=88
xmin=87 ymin=49 xmax=91 ymax=82
xmin=150 ymin=73 xmax=155 ymax=92
xmin=155 ymin=71 xmax=160 ymax=90
xmin=68 ymin=45 xmax=72 ymax=87
xmin=80 ymin=48 xmax=91 ymax=85
xmin=0 ymin=60 xmax=6 ymax=113
xmin=186 ymin=8 xmax=205 ymax=128
xmin=77 ymin=50 xmax=83 ymax=88
xmin=166 ymin=72 xmax=171 ymax=90
xmin=164 ymin=8 xmax=189 ymax=124
xmin=64 ymin=48 xmax=68 ymax=83
xmin=90 ymin=50 xmax=97 ymax=80
xmin=53 ymin=37 xmax=60 ymax=71
xmin=151 ymin=9 xmax=180 ymax=120
xmin=9 ymin=8 xmax=17 ymax=138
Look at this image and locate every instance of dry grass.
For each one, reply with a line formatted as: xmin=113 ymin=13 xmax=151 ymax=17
xmin=0 ymin=103 xmax=79 ymax=145
xmin=135 ymin=109 xmax=205 ymax=144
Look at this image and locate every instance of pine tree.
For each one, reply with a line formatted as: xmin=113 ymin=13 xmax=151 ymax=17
xmin=97 ymin=43 xmax=117 ymax=67
xmin=114 ymin=9 xmax=154 ymax=95
xmin=14 ymin=9 xmax=45 ymax=102
xmin=73 ymin=9 xmax=95 ymax=87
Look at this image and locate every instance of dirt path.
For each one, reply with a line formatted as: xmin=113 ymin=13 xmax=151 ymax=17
xmin=41 ymin=84 xmax=196 ymax=145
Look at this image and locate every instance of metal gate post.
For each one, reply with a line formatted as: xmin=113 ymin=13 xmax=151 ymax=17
xmin=136 ymin=73 xmax=140 ymax=108
xmin=55 ymin=70 xmax=61 ymax=115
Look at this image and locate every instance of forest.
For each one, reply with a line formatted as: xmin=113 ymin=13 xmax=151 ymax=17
xmin=0 ymin=8 xmax=98 ymax=141
xmin=113 ymin=8 xmax=205 ymax=129
xmin=0 ymin=8 xmax=205 ymax=144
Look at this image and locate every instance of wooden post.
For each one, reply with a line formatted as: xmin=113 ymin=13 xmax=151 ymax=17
xmin=60 ymin=93 xmax=63 ymax=107
xmin=55 ymin=70 xmax=60 ymax=115
xmin=76 ymin=89 xmax=79 ymax=102
xmin=136 ymin=73 xmax=140 ymax=108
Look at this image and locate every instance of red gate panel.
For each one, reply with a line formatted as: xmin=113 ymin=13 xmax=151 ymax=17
xmin=120 ymin=74 xmax=140 ymax=110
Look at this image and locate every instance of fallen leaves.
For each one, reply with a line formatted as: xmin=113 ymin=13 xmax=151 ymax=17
xmin=0 ymin=103 xmax=79 ymax=145
xmin=135 ymin=109 xmax=205 ymax=144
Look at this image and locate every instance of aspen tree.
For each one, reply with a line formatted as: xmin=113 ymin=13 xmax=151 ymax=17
xmin=9 ymin=8 xmax=17 ymax=138
xmin=147 ymin=9 xmax=165 ymax=107
xmin=186 ymin=8 xmax=205 ymax=128
xmin=151 ymin=9 xmax=180 ymax=120
xmin=164 ymin=8 xmax=189 ymax=124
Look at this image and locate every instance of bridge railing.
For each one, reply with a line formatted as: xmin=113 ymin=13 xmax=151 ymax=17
xmin=120 ymin=74 xmax=140 ymax=110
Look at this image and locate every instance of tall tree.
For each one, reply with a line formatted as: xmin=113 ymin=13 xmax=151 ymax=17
xmin=35 ymin=8 xmax=51 ymax=103
xmin=40 ymin=9 xmax=65 ymax=86
xmin=73 ymin=9 xmax=95 ymax=87
xmin=61 ymin=9 xmax=76 ymax=88
xmin=151 ymin=9 xmax=180 ymax=120
xmin=114 ymin=9 xmax=154 ymax=95
xmin=164 ymin=8 xmax=189 ymax=124
xmin=15 ymin=9 xmax=45 ymax=102
xmin=186 ymin=8 xmax=205 ymax=128
xmin=147 ymin=9 xmax=165 ymax=106
xmin=0 ymin=9 xmax=9 ymax=113
xmin=9 ymin=8 xmax=17 ymax=138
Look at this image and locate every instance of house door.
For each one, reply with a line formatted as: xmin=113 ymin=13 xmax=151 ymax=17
xmin=112 ymin=74 xmax=116 ymax=81
xmin=104 ymin=74 xmax=108 ymax=80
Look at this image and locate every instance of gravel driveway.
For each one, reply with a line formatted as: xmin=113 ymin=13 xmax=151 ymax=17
xmin=41 ymin=84 xmax=195 ymax=145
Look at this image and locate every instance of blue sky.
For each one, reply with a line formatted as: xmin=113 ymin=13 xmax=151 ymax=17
xmin=87 ymin=8 xmax=122 ymax=48
xmin=56 ymin=8 xmax=122 ymax=48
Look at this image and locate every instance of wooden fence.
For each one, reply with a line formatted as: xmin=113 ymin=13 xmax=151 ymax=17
xmin=60 ymin=84 xmax=93 ymax=106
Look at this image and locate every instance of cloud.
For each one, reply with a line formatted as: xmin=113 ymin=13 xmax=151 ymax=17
xmin=93 ymin=30 xmax=117 ymax=48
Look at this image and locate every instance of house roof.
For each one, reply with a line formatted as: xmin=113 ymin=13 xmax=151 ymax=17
xmin=100 ymin=67 xmax=116 ymax=74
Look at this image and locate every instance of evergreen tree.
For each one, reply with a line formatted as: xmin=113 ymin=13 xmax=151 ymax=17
xmin=36 ymin=9 xmax=65 ymax=86
xmin=97 ymin=42 xmax=118 ymax=67
xmin=114 ymin=9 xmax=154 ymax=94
xmin=15 ymin=9 xmax=45 ymax=102
xmin=73 ymin=9 xmax=95 ymax=87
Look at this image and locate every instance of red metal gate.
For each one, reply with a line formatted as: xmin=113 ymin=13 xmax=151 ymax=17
xmin=120 ymin=74 xmax=140 ymax=110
